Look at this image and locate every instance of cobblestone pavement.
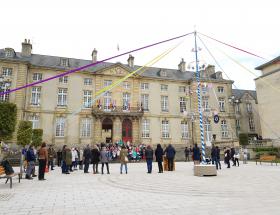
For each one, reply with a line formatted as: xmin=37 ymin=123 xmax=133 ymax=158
xmin=0 ymin=162 xmax=279 ymax=215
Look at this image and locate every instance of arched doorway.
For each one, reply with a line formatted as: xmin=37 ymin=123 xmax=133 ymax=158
xmin=102 ymin=118 xmax=113 ymax=143
xmin=122 ymin=118 xmax=132 ymax=143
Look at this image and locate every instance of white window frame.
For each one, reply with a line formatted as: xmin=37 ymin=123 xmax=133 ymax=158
xmin=221 ymin=120 xmax=228 ymax=138
xmin=235 ymin=103 xmax=240 ymax=113
xmin=249 ymin=117 xmax=255 ymax=131
xmin=162 ymin=120 xmax=170 ymax=138
xmin=30 ymin=86 xmax=41 ymax=106
xmin=29 ymin=115 xmax=39 ymax=129
xmin=161 ymin=96 xmax=169 ymax=112
xmin=123 ymin=81 xmax=130 ymax=89
xmin=2 ymin=68 xmax=12 ymax=76
xmin=202 ymin=98 xmax=210 ymax=112
xmin=104 ymin=80 xmax=112 ymax=87
xmin=179 ymin=97 xmax=186 ymax=113
xmin=181 ymin=121 xmax=189 ymax=139
xmin=140 ymin=83 xmax=149 ymax=90
xmin=57 ymin=88 xmax=67 ymax=106
xmin=83 ymin=90 xmax=92 ymax=108
xmin=179 ymin=86 xmax=186 ymax=93
xmin=84 ymin=78 xmax=92 ymax=85
xmin=123 ymin=92 xmax=131 ymax=110
xmin=161 ymin=84 xmax=168 ymax=91
xmin=246 ymin=103 xmax=252 ymax=113
xmin=204 ymin=119 xmax=212 ymax=142
xmin=217 ymin=86 xmax=224 ymax=93
xmin=55 ymin=117 xmax=65 ymax=137
xmin=59 ymin=76 xmax=68 ymax=84
xmin=80 ymin=118 xmax=92 ymax=138
xmin=142 ymin=119 xmax=150 ymax=138
xmin=219 ymin=98 xmax=225 ymax=112
xmin=236 ymin=119 xmax=240 ymax=130
xmin=33 ymin=73 xmax=42 ymax=81
xmin=104 ymin=92 xmax=112 ymax=111
xmin=141 ymin=94 xmax=149 ymax=111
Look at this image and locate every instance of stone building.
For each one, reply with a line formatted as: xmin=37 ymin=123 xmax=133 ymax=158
xmin=0 ymin=39 xmax=251 ymax=148
xmin=255 ymin=56 xmax=280 ymax=141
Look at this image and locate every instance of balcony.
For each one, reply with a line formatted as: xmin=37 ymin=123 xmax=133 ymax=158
xmin=92 ymin=106 xmax=144 ymax=118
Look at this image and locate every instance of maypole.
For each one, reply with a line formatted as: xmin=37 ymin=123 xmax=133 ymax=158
xmin=194 ymin=31 xmax=206 ymax=164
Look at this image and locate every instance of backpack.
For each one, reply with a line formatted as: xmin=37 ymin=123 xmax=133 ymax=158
xmin=1 ymin=160 xmax=14 ymax=175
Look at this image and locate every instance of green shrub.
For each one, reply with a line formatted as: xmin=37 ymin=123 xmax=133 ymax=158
xmin=32 ymin=129 xmax=43 ymax=147
xmin=239 ymin=133 xmax=249 ymax=146
xmin=254 ymin=147 xmax=278 ymax=152
xmin=0 ymin=102 xmax=17 ymax=140
xmin=17 ymin=121 xmax=32 ymax=146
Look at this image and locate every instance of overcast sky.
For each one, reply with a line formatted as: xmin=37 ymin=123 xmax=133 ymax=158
xmin=1 ymin=0 xmax=279 ymax=90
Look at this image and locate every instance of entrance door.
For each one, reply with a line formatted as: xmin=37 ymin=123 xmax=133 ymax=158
xmin=122 ymin=118 xmax=132 ymax=143
xmin=102 ymin=118 xmax=113 ymax=143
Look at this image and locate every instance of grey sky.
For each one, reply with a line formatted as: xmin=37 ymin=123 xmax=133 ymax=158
xmin=1 ymin=0 xmax=279 ymax=90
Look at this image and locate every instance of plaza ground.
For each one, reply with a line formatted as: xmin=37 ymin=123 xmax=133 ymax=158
xmin=0 ymin=161 xmax=279 ymax=215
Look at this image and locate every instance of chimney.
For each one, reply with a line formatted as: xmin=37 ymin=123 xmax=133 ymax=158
xmin=205 ymin=65 xmax=215 ymax=76
xmin=127 ymin=54 xmax=134 ymax=68
xmin=21 ymin=39 xmax=32 ymax=57
xmin=178 ymin=58 xmax=186 ymax=72
xmin=91 ymin=48 xmax=97 ymax=63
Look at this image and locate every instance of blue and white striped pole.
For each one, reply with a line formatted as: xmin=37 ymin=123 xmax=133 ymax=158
xmin=194 ymin=31 xmax=206 ymax=164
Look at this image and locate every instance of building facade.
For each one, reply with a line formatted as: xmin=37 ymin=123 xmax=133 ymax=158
xmin=0 ymin=39 xmax=257 ymax=148
xmin=255 ymin=56 xmax=280 ymax=140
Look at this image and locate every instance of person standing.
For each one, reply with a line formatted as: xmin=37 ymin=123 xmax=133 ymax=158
xmin=119 ymin=145 xmax=128 ymax=174
xmin=61 ymin=145 xmax=68 ymax=174
xmin=48 ymin=145 xmax=56 ymax=170
xmin=211 ymin=145 xmax=217 ymax=167
xmin=71 ymin=148 xmax=78 ymax=171
xmin=225 ymin=148 xmax=231 ymax=168
xmin=38 ymin=142 xmax=48 ymax=181
xmin=155 ymin=144 xmax=164 ymax=173
xmin=57 ymin=149 xmax=62 ymax=167
xmin=234 ymin=152 xmax=240 ymax=167
xmin=91 ymin=145 xmax=100 ymax=174
xmin=100 ymin=145 xmax=110 ymax=174
xmin=184 ymin=147 xmax=190 ymax=162
xmin=243 ymin=147 xmax=248 ymax=164
xmin=231 ymin=148 xmax=236 ymax=166
xmin=216 ymin=146 xmax=221 ymax=170
xmin=164 ymin=144 xmax=176 ymax=171
xmin=83 ymin=145 xmax=91 ymax=173
xmin=79 ymin=148 xmax=84 ymax=170
xmin=145 ymin=145 xmax=153 ymax=174
xmin=193 ymin=144 xmax=200 ymax=165
xmin=65 ymin=146 xmax=72 ymax=173
xmin=26 ymin=145 xmax=36 ymax=180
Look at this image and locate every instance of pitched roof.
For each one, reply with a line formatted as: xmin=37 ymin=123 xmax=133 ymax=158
xmin=255 ymin=56 xmax=280 ymax=70
xmin=232 ymin=89 xmax=257 ymax=100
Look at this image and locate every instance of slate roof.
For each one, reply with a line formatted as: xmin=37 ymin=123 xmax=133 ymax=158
xmin=0 ymin=48 xmax=224 ymax=82
xmin=255 ymin=56 xmax=280 ymax=70
xmin=232 ymin=89 xmax=257 ymax=100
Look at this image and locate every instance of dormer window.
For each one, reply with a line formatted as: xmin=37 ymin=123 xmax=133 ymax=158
xmin=159 ymin=69 xmax=167 ymax=77
xmin=60 ymin=58 xmax=69 ymax=67
xmin=4 ymin=48 xmax=15 ymax=58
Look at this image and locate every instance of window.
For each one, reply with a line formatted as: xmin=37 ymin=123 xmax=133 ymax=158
xmin=202 ymin=97 xmax=210 ymax=112
xmin=236 ymin=119 xmax=240 ymax=131
xmin=162 ymin=120 xmax=169 ymax=138
xmin=104 ymin=80 xmax=112 ymax=87
xmin=246 ymin=103 xmax=252 ymax=113
xmin=141 ymin=83 xmax=149 ymax=90
xmin=141 ymin=94 xmax=149 ymax=111
xmin=57 ymin=88 xmax=67 ymax=106
xmin=204 ymin=119 xmax=212 ymax=142
xmin=59 ymin=76 xmax=68 ymax=84
xmin=60 ymin=58 xmax=69 ymax=67
xmin=161 ymin=96 xmax=169 ymax=112
xmin=142 ymin=119 xmax=150 ymax=138
xmin=161 ymin=84 xmax=168 ymax=91
xmin=181 ymin=121 xmax=188 ymax=139
xmin=29 ymin=115 xmax=39 ymax=129
xmin=55 ymin=117 xmax=65 ymax=137
xmin=33 ymin=73 xmax=42 ymax=81
xmin=235 ymin=103 xmax=240 ymax=113
xmin=5 ymin=50 xmax=13 ymax=57
xmin=217 ymin=86 xmax=224 ymax=93
xmin=179 ymin=97 xmax=186 ymax=113
xmin=80 ymin=118 xmax=92 ymax=137
xmin=123 ymin=81 xmax=130 ymax=89
xmin=0 ymin=82 xmax=11 ymax=102
xmin=123 ymin=93 xmax=131 ymax=110
xmin=84 ymin=78 xmax=92 ymax=85
xmin=219 ymin=98 xmax=225 ymax=112
xmin=83 ymin=90 xmax=92 ymax=108
xmin=202 ymin=84 xmax=208 ymax=94
xmin=221 ymin=120 xmax=228 ymax=138
xmin=30 ymin=87 xmax=41 ymax=105
xmin=249 ymin=117 xmax=255 ymax=131
xmin=179 ymin=86 xmax=186 ymax=93
xmin=2 ymin=68 xmax=12 ymax=76
xmin=104 ymin=92 xmax=112 ymax=111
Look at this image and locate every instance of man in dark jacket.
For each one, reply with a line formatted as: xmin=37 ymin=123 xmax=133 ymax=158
xmin=145 ymin=145 xmax=153 ymax=173
xmin=83 ymin=145 xmax=91 ymax=173
xmin=230 ymin=148 xmax=236 ymax=166
xmin=164 ymin=144 xmax=176 ymax=171
xmin=155 ymin=144 xmax=164 ymax=173
xmin=26 ymin=145 xmax=36 ymax=179
xmin=211 ymin=145 xmax=217 ymax=167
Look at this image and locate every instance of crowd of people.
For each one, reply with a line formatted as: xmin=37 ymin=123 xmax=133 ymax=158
xmin=15 ymin=142 xmax=248 ymax=181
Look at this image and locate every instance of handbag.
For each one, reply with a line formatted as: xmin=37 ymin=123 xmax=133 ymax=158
xmin=124 ymin=156 xmax=128 ymax=162
xmin=45 ymin=166 xmax=49 ymax=173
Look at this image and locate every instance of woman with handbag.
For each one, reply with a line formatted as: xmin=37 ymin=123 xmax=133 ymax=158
xmin=120 ymin=145 xmax=128 ymax=174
